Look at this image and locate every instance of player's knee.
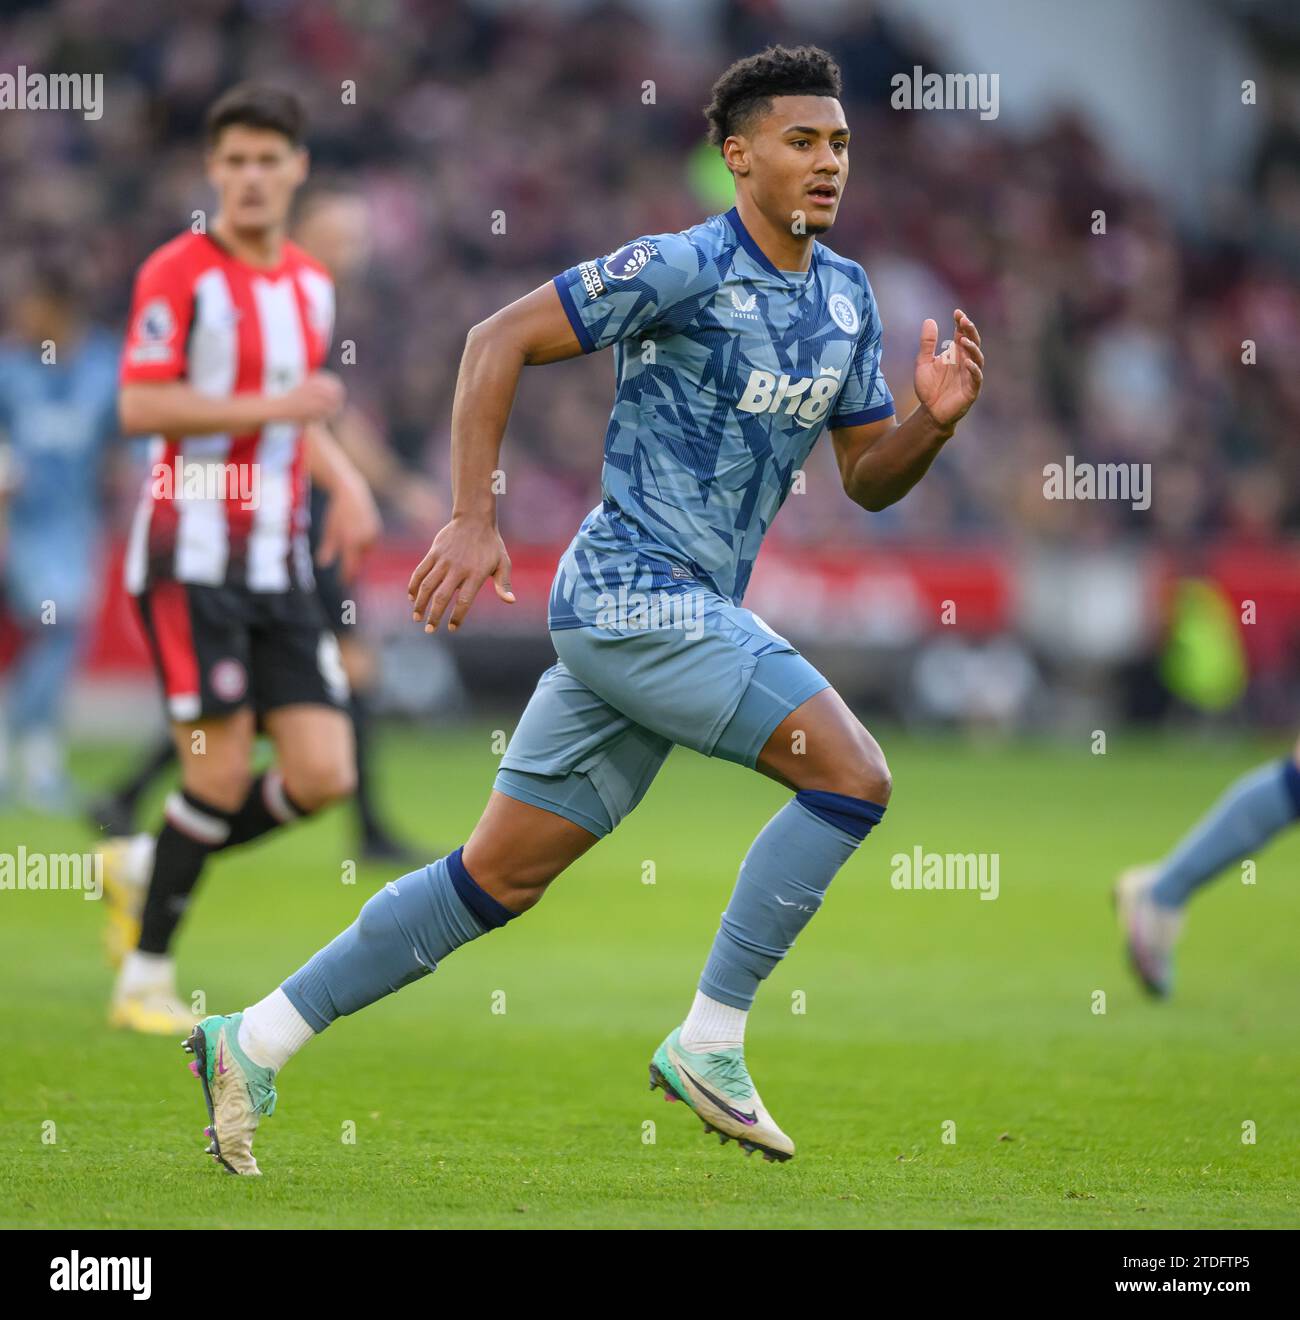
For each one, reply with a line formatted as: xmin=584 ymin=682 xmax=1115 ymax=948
xmin=468 ymin=860 xmax=555 ymax=914
xmin=833 ymin=740 xmax=893 ymax=806
xmin=182 ymin=763 xmax=252 ymax=813
xmin=283 ymin=759 xmax=356 ymax=812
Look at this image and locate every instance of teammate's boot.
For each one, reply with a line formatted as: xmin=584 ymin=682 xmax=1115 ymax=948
xmin=109 ymin=978 xmax=201 ymax=1036
xmin=183 ymin=1012 xmax=277 ymax=1176
xmin=1114 ymin=864 xmax=1184 ymax=998
xmin=649 ymin=1025 xmax=794 ymax=1162
xmin=98 ymin=833 xmax=155 ymax=968
xmin=108 ymin=944 xmax=200 ymax=1036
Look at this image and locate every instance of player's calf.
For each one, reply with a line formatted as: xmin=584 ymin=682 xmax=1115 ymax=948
xmin=183 ymin=843 xmax=527 ymax=1174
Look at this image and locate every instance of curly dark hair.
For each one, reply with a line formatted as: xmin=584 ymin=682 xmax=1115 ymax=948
xmin=703 ymin=45 xmax=842 ymax=149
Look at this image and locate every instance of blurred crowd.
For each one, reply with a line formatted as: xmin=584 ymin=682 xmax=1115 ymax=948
xmin=0 ymin=0 xmax=1298 ymax=554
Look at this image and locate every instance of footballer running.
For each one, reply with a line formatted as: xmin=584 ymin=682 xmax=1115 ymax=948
xmin=102 ymin=86 xmax=379 ymax=1034
xmin=185 ymin=46 xmax=984 ymax=1173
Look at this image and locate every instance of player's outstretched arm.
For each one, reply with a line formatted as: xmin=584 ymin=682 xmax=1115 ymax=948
xmin=118 ymin=372 xmax=347 ymax=437
xmin=407 ymin=282 xmax=584 ymax=634
xmin=831 ymin=309 xmax=983 ymax=512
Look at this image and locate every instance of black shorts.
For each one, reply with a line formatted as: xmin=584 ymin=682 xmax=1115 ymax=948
xmin=133 ymin=581 xmax=350 ymax=724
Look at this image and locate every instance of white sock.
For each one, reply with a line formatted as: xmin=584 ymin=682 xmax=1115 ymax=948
xmin=124 ymin=833 xmax=157 ymax=889
xmin=680 ymin=990 xmax=747 ymax=1052
xmin=118 ymin=951 xmax=174 ymax=996
xmin=238 ymin=987 xmax=315 ymax=1071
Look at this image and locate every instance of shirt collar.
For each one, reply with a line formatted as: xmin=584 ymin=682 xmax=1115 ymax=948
xmin=724 ymin=206 xmax=818 ymax=281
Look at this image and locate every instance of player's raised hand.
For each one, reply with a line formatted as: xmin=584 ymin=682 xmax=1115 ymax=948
xmin=280 ymin=371 xmax=347 ymax=424
xmin=914 ymin=310 xmax=983 ymax=430
xmin=408 ymin=514 xmax=515 ymax=634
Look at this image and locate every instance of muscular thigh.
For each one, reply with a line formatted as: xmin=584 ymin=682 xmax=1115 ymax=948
xmin=756 ymin=686 xmax=892 ymax=804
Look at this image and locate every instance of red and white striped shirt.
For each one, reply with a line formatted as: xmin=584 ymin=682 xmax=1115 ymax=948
xmin=120 ymin=230 xmax=334 ymax=594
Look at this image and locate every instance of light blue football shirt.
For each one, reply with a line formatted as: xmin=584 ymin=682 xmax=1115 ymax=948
xmin=549 ymin=207 xmax=893 ymax=630
xmin=0 ymin=327 xmax=119 ymax=616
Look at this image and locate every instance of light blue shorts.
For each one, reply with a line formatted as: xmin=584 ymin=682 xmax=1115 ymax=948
xmin=495 ymin=592 xmax=829 ymax=837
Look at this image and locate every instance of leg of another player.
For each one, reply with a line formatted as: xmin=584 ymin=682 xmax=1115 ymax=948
xmin=7 ymin=613 xmax=83 ymax=811
xmin=136 ymin=708 xmax=256 ymax=951
xmin=88 ymin=735 xmax=177 ymax=836
xmin=111 ymin=709 xmax=256 ymax=1029
xmin=1116 ymin=734 xmax=1300 ymax=996
xmin=336 ymin=635 xmax=421 ymax=862
xmin=1148 ymin=735 xmax=1300 ymax=910
xmin=682 ymin=686 xmax=890 ymax=1050
xmin=260 ymin=702 xmax=357 ymax=820
xmin=152 ymin=703 xmax=357 ymax=860
xmin=105 ymin=706 xmax=356 ymax=984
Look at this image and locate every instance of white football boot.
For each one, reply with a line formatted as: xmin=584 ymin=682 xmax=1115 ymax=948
xmin=650 ymin=1025 xmax=794 ymax=1162
xmin=1114 ymin=865 xmax=1184 ymax=998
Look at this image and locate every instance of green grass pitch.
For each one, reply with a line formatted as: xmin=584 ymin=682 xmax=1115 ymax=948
xmin=2 ymin=725 xmax=1297 ymax=1228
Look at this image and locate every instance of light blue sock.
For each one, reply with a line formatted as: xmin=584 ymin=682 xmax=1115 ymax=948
xmin=699 ymin=790 xmax=886 ymax=1010
xmin=282 ymin=848 xmax=515 ymax=1031
xmin=1150 ymin=759 xmax=1300 ymax=910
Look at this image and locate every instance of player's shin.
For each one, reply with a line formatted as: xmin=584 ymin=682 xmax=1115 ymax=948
xmin=688 ymin=790 xmax=885 ymax=1041
xmin=133 ymin=790 xmax=235 ymax=957
xmin=252 ymin=847 xmax=515 ymax=1063
xmin=1149 ymin=757 xmax=1300 ymax=909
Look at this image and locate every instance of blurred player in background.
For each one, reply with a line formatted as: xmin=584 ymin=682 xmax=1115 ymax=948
xmin=101 ymin=85 xmax=379 ymax=1034
xmin=0 ymin=270 xmax=120 ymax=812
xmin=90 ymin=190 xmax=440 ymax=864
xmin=184 ymin=46 xmax=984 ymax=1175
xmin=1116 ymin=741 xmax=1300 ymax=996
